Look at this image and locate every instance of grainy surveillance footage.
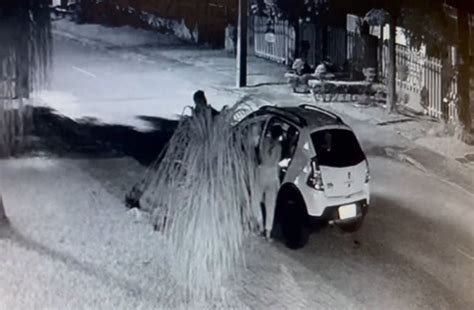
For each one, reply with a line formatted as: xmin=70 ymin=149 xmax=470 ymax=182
xmin=1 ymin=0 xmax=473 ymax=309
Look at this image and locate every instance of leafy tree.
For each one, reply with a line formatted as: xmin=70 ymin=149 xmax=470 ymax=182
xmin=253 ymin=0 xmax=328 ymax=25
xmin=399 ymin=1 xmax=455 ymax=57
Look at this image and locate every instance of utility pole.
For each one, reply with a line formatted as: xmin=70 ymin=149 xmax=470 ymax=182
xmin=387 ymin=11 xmax=397 ymax=113
xmin=236 ymin=0 xmax=248 ymax=88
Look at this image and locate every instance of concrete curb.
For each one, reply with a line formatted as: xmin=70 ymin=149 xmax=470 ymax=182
xmin=398 ymin=153 xmax=429 ymax=173
xmin=382 ymin=147 xmax=427 ymax=173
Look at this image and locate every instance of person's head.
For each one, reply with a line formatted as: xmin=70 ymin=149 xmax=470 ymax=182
xmin=269 ymin=124 xmax=283 ymax=140
xmin=287 ymin=126 xmax=298 ymax=141
xmin=193 ymin=90 xmax=207 ymax=111
xmin=292 ymin=58 xmax=305 ymax=73
xmin=323 ymin=132 xmax=332 ymax=151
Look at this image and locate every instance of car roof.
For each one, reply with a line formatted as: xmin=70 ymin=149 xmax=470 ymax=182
xmin=257 ymin=104 xmax=345 ymax=129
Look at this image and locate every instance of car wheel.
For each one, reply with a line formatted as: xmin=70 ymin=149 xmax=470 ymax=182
xmin=277 ymin=190 xmax=309 ymax=249
xmin=337 ymin=216 xmax=365 ymax=233
xmin=309 ymin=216 xmax=327 ymax=233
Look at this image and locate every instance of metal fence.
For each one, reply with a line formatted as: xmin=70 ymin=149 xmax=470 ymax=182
xmin=327 ymin=27 xmax=347 ymax=67
xmin=0 ymin=57 xmax=18 ymax=100
xmin=253 ymin=16 xmax=295 ymax=64
xmin=346 ymin=31 xmax=359 ymax=61
xmin=299 ymin=24 xmax=347 ymax=67
xmin=381 ymin=44 xmax=458 ymax=122
xmin=254 ymin=16 xmax=348 ymax=68
xmin=253 ymin=15 xmax=459 ymax=123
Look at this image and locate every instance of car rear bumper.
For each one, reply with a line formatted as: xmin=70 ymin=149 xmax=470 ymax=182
xmin=302 ymin=184 xmax=370 ymax=217
xmin=315 ymin=199 xmax=369 ymax=223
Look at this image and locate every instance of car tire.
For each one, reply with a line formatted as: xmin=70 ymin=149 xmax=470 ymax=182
xmin=337 ymin=216 xmax=365 ymax=233
xmin=309 ymin=216 xmax=327 ymax=233
xmin=277 ymin=189 xmax=309 ymax=250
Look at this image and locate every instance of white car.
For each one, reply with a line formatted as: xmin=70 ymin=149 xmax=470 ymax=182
xmin=242 ymin=104 xmax=370 ymax=249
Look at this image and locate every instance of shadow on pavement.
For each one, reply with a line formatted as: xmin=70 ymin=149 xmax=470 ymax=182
xmin=30 ymin=107 xmax=178 ymax=166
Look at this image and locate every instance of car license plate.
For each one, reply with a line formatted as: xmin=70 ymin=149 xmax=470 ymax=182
xmin=338 ymin=204 xmax=357 ymax=220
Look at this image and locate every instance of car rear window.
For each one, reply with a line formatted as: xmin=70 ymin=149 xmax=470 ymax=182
xmin=311 ymin=129 xmax=365 ymax=167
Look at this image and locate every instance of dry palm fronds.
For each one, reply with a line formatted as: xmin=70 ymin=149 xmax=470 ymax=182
xmin=140 ymin=103 xmax=262 ymax=302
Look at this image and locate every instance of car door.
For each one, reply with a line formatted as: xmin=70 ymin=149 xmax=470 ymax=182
xmin=279 ymin=124 xmax=300 ymax=182
xmin=259 ymin=117 xmax=282 ymax=165
xmin=238 ymin=112 xmax=269 ymax=163
xmin=259 ymin=117 xmax=300 ymax=183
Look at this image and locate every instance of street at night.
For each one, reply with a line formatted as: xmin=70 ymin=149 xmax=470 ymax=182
xmin=1 ymin=1 xmax=474 ymax=309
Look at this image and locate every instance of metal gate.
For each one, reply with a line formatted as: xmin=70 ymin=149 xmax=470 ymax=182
xmin=253 ymin=16 xmax=295 ymax=64
xmin=300 ymin=24 xmax=347 ymax=67
xmin=381 ymin=44 xmax=458 ymax=122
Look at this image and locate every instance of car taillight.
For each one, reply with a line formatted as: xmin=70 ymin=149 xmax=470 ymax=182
xmin=365 ymin=160 xmax=370 ymax=183
xmin=307 ymin=157 xmax=324 ymax=191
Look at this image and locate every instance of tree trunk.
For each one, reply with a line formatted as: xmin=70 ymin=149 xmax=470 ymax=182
xmin=387 ymin=12 xmax=397 ymax=113
xmin=379 ymin=25 xmax=384 ymax=82
xmin=457 ymin=8 xmax=472 ymax=131
xmin=236 ymin=0 xmax=248 ymax=87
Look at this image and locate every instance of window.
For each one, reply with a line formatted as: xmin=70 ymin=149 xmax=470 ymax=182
xmin=259 ymin=118 xmax=300 ymax=182
xmin=261 ymin=118 xmax=299 ymax=161
xmin=311 ymin=129 xmax=365 ymax=167
xmin=238 ymin=113 xmax=266 ymax=146
xmin=281 ymin=125 xmax=299 ymax=162
xmin=238 ymin=114 xmax=267 ymax=164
